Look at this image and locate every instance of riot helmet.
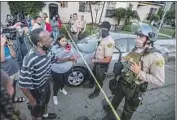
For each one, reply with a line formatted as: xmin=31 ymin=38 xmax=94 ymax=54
xmin=131 ymin=22 xmax=157 ymax=42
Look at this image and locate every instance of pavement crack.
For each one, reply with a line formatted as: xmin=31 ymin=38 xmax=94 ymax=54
xmin=150 ymin=111 xmax=175 ymax=120
xmin=146 ymin=84 xmax=175 ymax=92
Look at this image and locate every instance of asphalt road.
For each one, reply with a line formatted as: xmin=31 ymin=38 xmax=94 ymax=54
xmin=15 ymin=60 xmax=175 ymax=120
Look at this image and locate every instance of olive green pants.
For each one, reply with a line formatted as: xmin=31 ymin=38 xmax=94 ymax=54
xmin=110 ymin=79 xmax=142 ymax=120
xmin=90 ymin=64 xmax=108 ymax=94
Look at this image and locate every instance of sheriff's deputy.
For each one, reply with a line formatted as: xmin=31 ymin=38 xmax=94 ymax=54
xmin=103 ymin=23 xmax=165 ymax=120
xmin=84 ymin=21 xmax=115 ymax=99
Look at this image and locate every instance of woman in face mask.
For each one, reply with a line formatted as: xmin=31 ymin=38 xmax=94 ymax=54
xmin=51 ymin=34 xmax=76 ymax=105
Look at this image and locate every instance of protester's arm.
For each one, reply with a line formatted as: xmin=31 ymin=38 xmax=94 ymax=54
xmin=0 ymin=36 xmax=7 ymax=62
xmin=7 ymin=40 xmax=16 ymax=58
xmin=21 ymin=88 xmax=36 ymax=106
xmin=19 ymin=59 xmax=36 ymax=106
xmin=1 ymin=45 xmax=5 ymax=62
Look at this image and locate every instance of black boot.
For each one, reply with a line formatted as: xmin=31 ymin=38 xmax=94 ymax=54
xmin=88 ymin=92 xmax=99 ymax=99
xmin=42 ymin=113 xmax=57 ymax=119
xmin=103 ymin=104 xmax=112 ymax=112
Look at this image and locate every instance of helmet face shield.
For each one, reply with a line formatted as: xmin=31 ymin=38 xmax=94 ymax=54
xmin=131 ymin=22 xmax=158 ymax=42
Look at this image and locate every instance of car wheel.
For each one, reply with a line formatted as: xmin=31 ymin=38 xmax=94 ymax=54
xmin=66 ymin=67 xmax=87 ymax=87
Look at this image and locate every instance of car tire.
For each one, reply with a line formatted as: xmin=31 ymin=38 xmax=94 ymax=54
xmin=66 ymin=67 xmax=88 ymax=87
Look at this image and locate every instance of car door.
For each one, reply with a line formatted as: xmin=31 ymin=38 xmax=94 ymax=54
xmin=107 ymin=38 xmax=128 ymax=74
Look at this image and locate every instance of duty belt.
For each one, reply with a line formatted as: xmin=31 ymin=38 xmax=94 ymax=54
xmin=119 ymin=77 xmax=147 ymax=91
xmin=120 ymin=78 xmax=136 ymax=89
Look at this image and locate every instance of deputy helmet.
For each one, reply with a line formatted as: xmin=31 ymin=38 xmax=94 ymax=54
xmin=131 ymin=22 xmax=158 ymax=42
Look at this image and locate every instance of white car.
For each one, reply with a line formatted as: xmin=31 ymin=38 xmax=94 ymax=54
xmin=66 ymin=32 xmax=169 ymax=87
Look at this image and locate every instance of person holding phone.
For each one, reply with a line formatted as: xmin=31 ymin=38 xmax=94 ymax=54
xmin=1 ymin=35 xmax=26 ymax=103
xmin=51 ymin=34 xmax=76 ymax=105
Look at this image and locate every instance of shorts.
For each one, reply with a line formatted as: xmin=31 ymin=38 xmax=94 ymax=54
xmin=28 ymin=81 xmax=51 ymax=117
xmin=10 ymin=71 xmax=20 ymax=81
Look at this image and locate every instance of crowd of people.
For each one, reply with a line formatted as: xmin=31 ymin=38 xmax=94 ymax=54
xmin=68 ymin=13 xmax=87 ymax=40
xmin=1 ymin=11 xmax=165 ymax=120
xmin=0 ymin=12 xmax=83 ymax=120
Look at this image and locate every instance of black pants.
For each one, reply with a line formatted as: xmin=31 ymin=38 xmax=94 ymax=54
xmin=28 ymin=81 xmax=51 ymax=118
xmin=89 ymin=64 xmax=108 ymax=94
xmin=110 ymin=78 xmax=143 ymax=120
xmin=51 ymin=70 xmax=71 ymax=96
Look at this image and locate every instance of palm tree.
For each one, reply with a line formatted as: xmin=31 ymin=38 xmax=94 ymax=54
xmin=114 ymin=8 xmax=126 ymax=25
xmin=124 ymin=9 xmax=140 ymax=25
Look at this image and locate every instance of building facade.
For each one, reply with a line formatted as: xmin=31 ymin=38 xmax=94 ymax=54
xmin=1 ymin=1 xmax=171 ymax=25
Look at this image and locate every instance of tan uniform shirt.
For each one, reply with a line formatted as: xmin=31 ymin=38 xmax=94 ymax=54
xmin=137 ymin=51 xmax=165 ymax=86
xmin=80 ymin=20 xmax=86 ymax=29
xmin=95 ymin=36 xmax=115 ymax=60
xmin=71 ymin=19 xmax=81 ymax=32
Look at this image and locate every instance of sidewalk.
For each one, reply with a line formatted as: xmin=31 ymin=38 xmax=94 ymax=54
xmin=15 ymin=60 xmax=175 ymax=120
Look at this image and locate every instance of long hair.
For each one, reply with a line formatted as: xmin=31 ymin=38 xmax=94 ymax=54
xmin=53 ymin=34 xmax=67 ymax=47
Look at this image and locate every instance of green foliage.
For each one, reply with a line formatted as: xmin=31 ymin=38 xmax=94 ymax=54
xmin=157 ymin=8 xmax=164 ymax=19
xmin=85 ymin=24 xmax=98 ymax=36
xmin=8 ymin=2 xmax=45 ymax=17
xmin=160 ymin=28 xmax=175 ymax=37
xmin=147 ymin=14 xmax=160 ymax=23
xmin=165 ymin=9 xmax=175 ymax=25
xmin=151 ymin=14 xmax=160 ymax=22
xmin=114 ymin=8 xmax=126 ymax=25
xmin=125 ymin=9 xmax=140 ymax=25
xmin=114 ymin=7 xmax=140 ymax=25
xmin=122 ymin=24 xmax=131 ymax=32
xmin=60 ymin=25 xmax=70 ymax=39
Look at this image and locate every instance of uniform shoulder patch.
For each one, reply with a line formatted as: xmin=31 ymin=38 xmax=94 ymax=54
xmin=107 ymin=43 xmax=113 ymax=48
xmin=155 ymin=59 xmax=165 ymax=67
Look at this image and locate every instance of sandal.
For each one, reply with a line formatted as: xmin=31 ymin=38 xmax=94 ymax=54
xmin=13 ymin=97 xmax=26 ymax=103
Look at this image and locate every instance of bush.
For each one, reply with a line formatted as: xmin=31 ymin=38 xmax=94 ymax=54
xmin=122 ymin=24 xmax=131 ymax=32
xmin=85 ymin=24 xmax=99 ymax=36
xmin=60 ymin=24 xmax=70 ymax=39
xmin=8 ymin=2 xmax=45 ymax=17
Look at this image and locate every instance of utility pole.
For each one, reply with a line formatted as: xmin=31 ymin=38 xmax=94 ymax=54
xmin=157 ymin=2 xmax=172 ymax=33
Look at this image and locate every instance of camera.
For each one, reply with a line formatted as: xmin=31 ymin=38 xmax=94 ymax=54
xmin=2 ymin=28 xmax=17 ymax=40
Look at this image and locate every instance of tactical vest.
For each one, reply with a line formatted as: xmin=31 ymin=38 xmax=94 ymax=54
xmin=121 ymin=47 xmax=161 ymax=85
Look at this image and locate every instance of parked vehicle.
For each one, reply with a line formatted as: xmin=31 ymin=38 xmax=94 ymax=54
xmin=66 ymin=32 xmax=170 ymax=87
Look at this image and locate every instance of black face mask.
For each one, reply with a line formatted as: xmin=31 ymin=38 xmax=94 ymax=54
xmin=41 ymin=45 xmax=50 ymax=52
xmin=100 ymin=28 xmax=109 ymax=38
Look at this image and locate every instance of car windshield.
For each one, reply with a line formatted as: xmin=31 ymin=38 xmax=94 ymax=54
xmin=77 ymin=38 xmax=98 ymax=53
xmin=76 ymin=32 xmax=118 ymax=53
xmin=75 ymin=32 xmax=135 ymax=53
